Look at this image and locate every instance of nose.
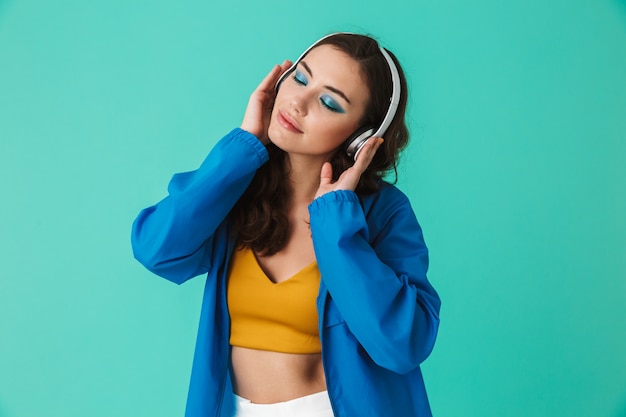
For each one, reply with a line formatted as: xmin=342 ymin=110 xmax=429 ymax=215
xmin=289 ymin=91 xmax=309 ymax=116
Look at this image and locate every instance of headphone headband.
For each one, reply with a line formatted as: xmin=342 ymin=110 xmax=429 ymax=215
xmin=372 ymin=47 xmax=401 ymax=138
xmin=275 ymin=32 xmax=401 ymax=160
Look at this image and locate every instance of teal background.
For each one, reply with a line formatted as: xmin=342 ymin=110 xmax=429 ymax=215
xmin=1 ymin=0 xmax=625 ymax=416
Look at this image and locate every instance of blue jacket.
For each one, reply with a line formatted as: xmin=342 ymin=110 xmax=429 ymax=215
xmin=131 ymin=128 xmax=441 ymax=416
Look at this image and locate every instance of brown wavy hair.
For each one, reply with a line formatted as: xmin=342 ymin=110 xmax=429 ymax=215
xmin=231 ymin=33 xmax=409 ymax=255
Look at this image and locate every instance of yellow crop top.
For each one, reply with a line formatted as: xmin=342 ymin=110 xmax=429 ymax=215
xmin=227 ymin=247 xmax=322 ymax=354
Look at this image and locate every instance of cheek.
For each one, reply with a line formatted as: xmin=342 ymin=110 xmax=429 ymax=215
xmin=268 ymin=90 xmax=287 ymax=129
xmin=273 ymin=81 xmax=295 ymax=107
xmin=316 ymin=125 xmax=354 ymax=150
xmin=270 ymin=90 xmax=285 ymax=116
xmin=326 ymin=119 xmax=360 ymax=141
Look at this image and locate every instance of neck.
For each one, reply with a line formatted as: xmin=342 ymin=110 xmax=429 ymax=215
xmin=285 ymin=153 xmax=330 ymax=205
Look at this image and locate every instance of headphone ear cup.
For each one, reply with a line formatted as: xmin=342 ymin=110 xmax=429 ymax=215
xmin=345 ymin=126 xmax=375 ymax=160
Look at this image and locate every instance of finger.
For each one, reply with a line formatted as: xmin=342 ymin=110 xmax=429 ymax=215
xmin=256 ymin=63 xmax=283 ymax=92
xmin=271 ymin=60 xmax=294 ymax=93
xmin=354 ymin=137 xmax=383 ymax=171
xmin=353 ymin=136 xmax=378 ymax=165
xmin=319 ymin=162 xmax=333 ymax=186
xmin=279 ymin=59 xmax=293 ymax=75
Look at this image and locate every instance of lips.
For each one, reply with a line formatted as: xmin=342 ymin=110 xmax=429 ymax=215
xmin=277 ymin=110 xmax=303 ymax=133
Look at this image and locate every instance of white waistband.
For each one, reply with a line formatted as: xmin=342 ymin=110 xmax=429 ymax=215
xmin=234 ymin=391 xmax=333 ymax=417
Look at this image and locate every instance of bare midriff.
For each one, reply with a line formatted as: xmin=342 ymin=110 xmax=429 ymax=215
xmin=230 ymin=346 xmax=326 ymax=404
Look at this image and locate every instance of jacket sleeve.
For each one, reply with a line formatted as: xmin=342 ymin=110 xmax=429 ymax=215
xmin=308 ymin=187 xmax=441 ymax=374
xmin=131 ymin=128 xmax=268 ymax=284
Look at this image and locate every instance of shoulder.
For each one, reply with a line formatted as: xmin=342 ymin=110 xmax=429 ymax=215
xmin=359 ymin=181 xmax=414 ymax=217
xmin=358 ymin=181 xmax=425 ymax=243
xmin=354 ymin=181 xmax=428 ymax=263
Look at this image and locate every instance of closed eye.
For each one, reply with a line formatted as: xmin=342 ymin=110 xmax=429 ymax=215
xmin=294 ymin=66 xmax=345 ymax=113
xmin=293 ymin=69 xmax=308 ymax=86
xmin=320 ymin=95 xmax=345 ymax=113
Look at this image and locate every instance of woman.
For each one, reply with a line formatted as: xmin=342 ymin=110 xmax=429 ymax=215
xmin=132 ymin=33 xmax=441 ymax=417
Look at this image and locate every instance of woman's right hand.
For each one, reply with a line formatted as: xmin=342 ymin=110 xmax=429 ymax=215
xmin=240 ymin=60 xmax=293 ymax=144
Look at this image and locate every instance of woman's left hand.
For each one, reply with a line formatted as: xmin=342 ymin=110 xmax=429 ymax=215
xmin=314 ymin=137 xmax=384 ymax=199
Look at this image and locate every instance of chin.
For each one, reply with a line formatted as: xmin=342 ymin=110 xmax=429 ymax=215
xmin=267 ymin=120 xmax=278 ymax=139
xmin=267 ymin=124 xmax=281 ymax=145
xmin=267 ymin=123 xmax=294 ymax=150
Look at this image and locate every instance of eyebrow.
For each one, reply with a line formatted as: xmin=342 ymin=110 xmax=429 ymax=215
xmin=301 ymin=60 xmax=352 ymax=104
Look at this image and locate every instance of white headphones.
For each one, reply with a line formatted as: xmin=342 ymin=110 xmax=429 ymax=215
xmin=275 ymin=33 xmax=401 ymax=160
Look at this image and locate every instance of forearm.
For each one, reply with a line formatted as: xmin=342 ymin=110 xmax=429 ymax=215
xmin=131 ymin=128 xmax=268 ymax=282
xmin=309 ymin=189 xmax=440 ymax=373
